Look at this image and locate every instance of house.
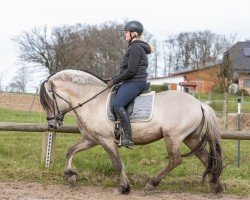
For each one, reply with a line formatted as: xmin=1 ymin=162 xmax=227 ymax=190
xmin=148 ymin=65 xmax=219 ymax=93
xmin=149 ymin=41 xmax=250 ymax=94
xmin=148 ymin=75 xmax=184 ymax=91
xmin=229 ymin=41 xmax=250 ymax=93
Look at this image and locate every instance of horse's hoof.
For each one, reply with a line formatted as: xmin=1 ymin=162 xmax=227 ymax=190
xmin=144 ymin=182 xmax=156 ymax=192
xmin=68 ymin=175 xmax=77 ymax=187
xmin=210 ymin=182 xmax=223 ymax=194
xmin=119 ymin=184 xmax=131 ymax=195
xmin=211 ymin=184 xmax=223 ymax=194
xmin=64 ymin=169 xmax=78 ymax=187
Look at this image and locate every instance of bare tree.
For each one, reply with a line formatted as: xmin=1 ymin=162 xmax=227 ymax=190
xmin=8 ymin=66 xmax=30 ymax=92
xmin=13 ymin=26 xmax=55 ymax=74
xmin=177 ymin=32 xmax=195 ymax=68
xmin=0 ymin=72 xmax=4 ymax=92
xmin=150 ymin=39 xmax=160 ymax=77
xmin=162 ymin=39 xmax=176 ymax=75
xmin=13 ymin=21 xmax=127 ymax=78
xmin=162 ymin=30 xmax=234 ymax=73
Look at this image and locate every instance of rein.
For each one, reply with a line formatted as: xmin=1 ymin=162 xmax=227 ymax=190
xmin=47 ymin=81 xmax=109 ymax=122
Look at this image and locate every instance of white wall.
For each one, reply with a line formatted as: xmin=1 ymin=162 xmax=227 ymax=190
xmin=148 ymin=76 xmax=185 ymax=91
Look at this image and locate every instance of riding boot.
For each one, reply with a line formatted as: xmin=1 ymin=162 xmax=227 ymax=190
xmin=115 ymin=107 xmax=134 ymax=148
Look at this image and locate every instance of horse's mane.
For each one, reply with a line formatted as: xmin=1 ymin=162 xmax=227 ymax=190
xmin=49 ymin=69 xmax=107 ymax=86
xmin=39 ymin=81 xmax=54 ymax=111
xmin=39 ymin=69 xmax=106 ymax=111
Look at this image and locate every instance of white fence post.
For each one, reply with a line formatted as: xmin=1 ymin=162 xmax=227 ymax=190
xmin=41 ymin=132 xmax=56 ymax=168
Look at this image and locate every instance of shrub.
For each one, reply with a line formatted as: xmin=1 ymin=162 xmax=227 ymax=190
xmin=211 ymin=85 xmax=223 ymax=93
xmin=150 ymin=84 xmax=168 ymax=93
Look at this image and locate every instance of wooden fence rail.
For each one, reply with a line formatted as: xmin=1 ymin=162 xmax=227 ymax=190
xmin=0 ymin=122 xmax=249 ymax=140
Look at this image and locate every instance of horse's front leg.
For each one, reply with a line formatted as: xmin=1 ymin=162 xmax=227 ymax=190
xmin=64 ymin=137 xmax=97 ymax=186
xmin=101 ymin=140 xmax=131 ymax=194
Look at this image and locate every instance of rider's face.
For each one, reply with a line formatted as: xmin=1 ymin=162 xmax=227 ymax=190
xmin=124 ymin=31 xmax=137 ymax=42
xmin=124 ymin=31 xmax=131 ymax=41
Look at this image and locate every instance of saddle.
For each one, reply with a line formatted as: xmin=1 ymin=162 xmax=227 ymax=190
xmin=106 ymin=82 xmax=155 ymax=123
xmin=106 ymin=82 xmax=155 ymax=147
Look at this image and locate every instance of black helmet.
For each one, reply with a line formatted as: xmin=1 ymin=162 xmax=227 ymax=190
xmin=123 ymin=21 xmax=143 ymax=35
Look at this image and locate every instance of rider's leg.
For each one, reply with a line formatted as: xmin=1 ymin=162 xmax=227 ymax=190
xmin=113 ymin=81 xmax=146 ymax=148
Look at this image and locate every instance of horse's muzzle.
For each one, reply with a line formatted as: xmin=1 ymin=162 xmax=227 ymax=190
xmin=47 ymin=119 xmax=58 ymax=130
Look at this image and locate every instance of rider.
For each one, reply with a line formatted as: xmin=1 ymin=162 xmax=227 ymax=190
xmin=107 ymin=20 xmax=151 ymax=148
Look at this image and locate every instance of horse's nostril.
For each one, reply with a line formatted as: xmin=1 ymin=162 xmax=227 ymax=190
xmin=48 ymin=124 xmax=54 ymax=128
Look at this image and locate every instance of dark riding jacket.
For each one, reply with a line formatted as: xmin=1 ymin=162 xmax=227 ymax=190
xmin=112 ymin=40 xmax=151 ymax=84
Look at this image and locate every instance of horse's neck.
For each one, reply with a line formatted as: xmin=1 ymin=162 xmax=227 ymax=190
xmin=69 ymin=85 xmax=105 ymax=110
xmin=71 ymin=84 xmax=108 ymax=132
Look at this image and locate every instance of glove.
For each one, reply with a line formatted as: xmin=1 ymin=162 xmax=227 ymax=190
xmin=103 ymin=78 xmax=111 ymax=83
xmin=107 ymin=80 xmax=114 ymax=88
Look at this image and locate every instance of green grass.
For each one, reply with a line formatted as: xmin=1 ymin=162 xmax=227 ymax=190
xmin=0 ymin=108 xmax=76 ymax=124
xmin=197 ymin=93 xmax=250 ymax=101
xmin=0 ymin=132 xmax=249 ymax=195
xmin=0 ymin=102 xmax=249 ymax=195
xmin=194 ymin=93 xmax=250 ymax=113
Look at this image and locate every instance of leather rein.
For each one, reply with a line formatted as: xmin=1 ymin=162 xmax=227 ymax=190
xmin=46 ymin=81 xmax=109 ymax=122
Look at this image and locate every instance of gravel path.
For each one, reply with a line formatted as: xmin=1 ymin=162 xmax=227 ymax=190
xmin=0 ymin=181 xmax=249 ymax=200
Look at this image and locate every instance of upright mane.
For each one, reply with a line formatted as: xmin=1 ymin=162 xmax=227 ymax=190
xmin=49 ymin=69 xmax=107 ymax=86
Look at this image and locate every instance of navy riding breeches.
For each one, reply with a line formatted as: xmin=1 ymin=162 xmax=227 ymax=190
xmin=113 ymin=81 xmax=146 ymax=114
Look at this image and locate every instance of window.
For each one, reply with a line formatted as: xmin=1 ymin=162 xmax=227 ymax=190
xmin=244 ymin=48 xmax=250 ymax=56
xmin=243 ymin=79 xmax=250 ymax=87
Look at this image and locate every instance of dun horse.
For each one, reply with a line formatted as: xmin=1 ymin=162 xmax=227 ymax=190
xmin=39 ymin=69 xmax=223 ymax=194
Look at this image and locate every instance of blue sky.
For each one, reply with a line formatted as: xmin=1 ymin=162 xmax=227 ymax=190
xmin=1 ymin=0 xmax=250 ymax=91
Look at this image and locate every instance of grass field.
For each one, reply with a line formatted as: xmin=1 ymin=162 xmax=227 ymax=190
xmin=197 ymin=93 xmax=250 ymax=113
xmin=0 ymin=107 xmax=249 ymax=195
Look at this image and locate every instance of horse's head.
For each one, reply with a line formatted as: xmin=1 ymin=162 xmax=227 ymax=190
xmin=39 ymin=79 xmax=72 ymax=129
xmin=39 ymin=69 xmax=107 ymax=129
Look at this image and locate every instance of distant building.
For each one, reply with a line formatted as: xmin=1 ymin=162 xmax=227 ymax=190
xmin=148 ymin=65 xmax=218 ymax=93
xmin=148 ymin=75 xmax=184 ymax=91
xmin=149 ymin=40 xmax=250 ymax=94
xmin=229 ymin=41 xmax=250 ymax=93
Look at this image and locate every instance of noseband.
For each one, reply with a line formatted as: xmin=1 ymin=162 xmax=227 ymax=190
xmin=46 ymin=81 xmax=109 ymax=123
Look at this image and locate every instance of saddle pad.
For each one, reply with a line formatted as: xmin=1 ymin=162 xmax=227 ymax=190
xmin=106 ymin=91 xmax=155 ymax=124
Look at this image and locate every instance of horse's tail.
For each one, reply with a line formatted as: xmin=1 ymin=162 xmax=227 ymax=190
xmin=201 ymin=103 xmax=223 ymax=184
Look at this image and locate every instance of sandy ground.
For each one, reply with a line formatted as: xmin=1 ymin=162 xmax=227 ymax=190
xmin=0 ymin=181 xmax=249 ymax=200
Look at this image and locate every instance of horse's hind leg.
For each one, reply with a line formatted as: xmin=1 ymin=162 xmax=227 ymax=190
xmin=184 ymin=132 xmax=223 ymax=193
xmin=64 ymin=138 xmax=97 ymax=186
xmin=145 ymin=135 xmax=182 ymax=191
xmin=183 ymin=136 xmax=209 ymax=168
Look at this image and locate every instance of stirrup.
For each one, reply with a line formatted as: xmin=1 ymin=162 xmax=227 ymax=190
xmin=114 ymin=139 xmax=122 ymax=148
xmin=121 ymin=139 xmax=134 ymax=149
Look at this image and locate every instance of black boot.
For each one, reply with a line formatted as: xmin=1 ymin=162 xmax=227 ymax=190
xmin=115 ymin=107 xmax=134 ymax=148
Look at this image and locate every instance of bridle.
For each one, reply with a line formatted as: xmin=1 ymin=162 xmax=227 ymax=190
xmin=46 ymin=81 xmax=109 ymax=125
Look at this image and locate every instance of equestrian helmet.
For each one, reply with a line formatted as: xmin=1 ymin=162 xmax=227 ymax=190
xmin=122 ymin=21 xmax=143 ymax=35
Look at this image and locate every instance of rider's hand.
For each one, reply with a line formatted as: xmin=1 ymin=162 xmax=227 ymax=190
xmin=103 ymin=78 xmax=111 ymax=83
xmin=107 ymin=80 xmax=114 ymax=88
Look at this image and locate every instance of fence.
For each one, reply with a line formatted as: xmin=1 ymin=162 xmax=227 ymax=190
xmin=0 ymin=91 xmax=249 ymax=167
xmin=0 ymin=122 xmax=249 ymax=140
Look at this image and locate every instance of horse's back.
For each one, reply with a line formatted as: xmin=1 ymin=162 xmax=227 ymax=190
xmin=153 ymin=90 xmax=203 ymax=132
